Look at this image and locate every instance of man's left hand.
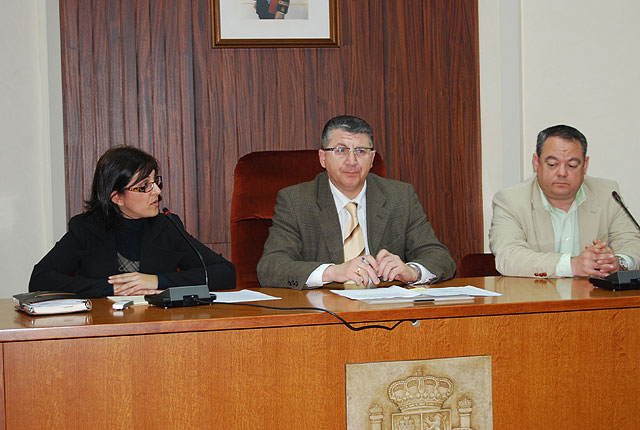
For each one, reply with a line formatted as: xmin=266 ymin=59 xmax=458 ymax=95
xmin=590 ymin=239 xmax=619 ymax=276
xmin=375 ymin=249 xmax=419 ymax=283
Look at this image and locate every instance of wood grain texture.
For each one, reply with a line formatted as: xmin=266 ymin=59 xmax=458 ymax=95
xmin=3 ymin=306 xmax=639 ymax=428
xmin=2 ymin=277 xmax=639 ymax=341
xmin=0 ymin=345 xmax=4 ymax=430
xmin=59 ymin=0 xmax=481 ymax=273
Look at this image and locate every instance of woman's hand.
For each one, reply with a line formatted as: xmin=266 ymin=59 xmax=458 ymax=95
xmin=109 ymin=272 xmax=160 ymax=296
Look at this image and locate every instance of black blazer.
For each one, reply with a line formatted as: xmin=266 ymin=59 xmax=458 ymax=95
xmin=29 ymin=212 xmax=235 ymax=298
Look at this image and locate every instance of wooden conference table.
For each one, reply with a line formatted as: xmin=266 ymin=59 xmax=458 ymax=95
xmin=0 ymin=276 xmax=639 ymax=429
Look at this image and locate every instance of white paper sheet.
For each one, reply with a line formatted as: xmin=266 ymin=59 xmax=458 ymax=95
xmin=212 ymin=289 xmax=281 ymax=303
xmin=330 ymin=286 xmax=418 ymax=300
xmin=331 ymin=285 xmax=501 ymax=303
xmin=411 ymin=285 xmax=502 ymax=297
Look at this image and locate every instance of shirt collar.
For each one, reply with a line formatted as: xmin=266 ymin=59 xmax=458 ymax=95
xmin=328 ymin=179 xmax=367 ymax=210
xmin=539 ymin=183 xmax=586 ymax=214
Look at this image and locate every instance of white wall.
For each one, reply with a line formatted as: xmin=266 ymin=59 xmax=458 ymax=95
xmin=479 ymin=0 xmax=524 ymax=251
xmin=0 ymin=0 xmax=65 ymax=298
xmin=479 ymin=0 xmax=640 ymax=250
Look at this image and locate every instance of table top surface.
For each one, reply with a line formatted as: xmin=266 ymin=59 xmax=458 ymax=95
xmin=3 ymin=276 xmax=640 ymax=342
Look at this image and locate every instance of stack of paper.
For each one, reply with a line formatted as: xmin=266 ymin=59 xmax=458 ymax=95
xmin=331 ymin=285 xmax=501 ymax=303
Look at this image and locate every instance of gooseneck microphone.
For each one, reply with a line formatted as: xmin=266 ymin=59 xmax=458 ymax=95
xmin=612 ymin=191 xmax=640 ymax=232
xmin=145 ymin=208 xmax=214 ymax=308
xmin=162 ymin=207 xmax=209 ymax=288
xmin=590 ymin=191 xmax=640 ymax=291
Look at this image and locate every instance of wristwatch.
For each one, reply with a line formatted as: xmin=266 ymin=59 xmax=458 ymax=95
xmin=617 ymin=256 xmax=629 ymax=271
xmin=406 ymin=262 xmax=423 ymax=284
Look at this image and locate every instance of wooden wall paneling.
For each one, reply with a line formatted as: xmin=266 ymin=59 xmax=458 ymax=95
xmin=106 ymin=0 xmax=125 ymax=148
xmin=435 ymin=0 xmax=482 ymax=260
xmin=77 ymin=0 xmax=97 ymax=201
xmin=59 ymin=0 xmax=483 ymax=270
xmin=276 ymin=49 xmax=307 ymax=151
xmin=149 ymin=0 xmax=170 ymax=210
xmin=91 ymin=1 xmax=111 ymax=165
xmin=341 ymin=0 xmax=386 ymax=148
xmin=382 ymin=1 xmax=443 ymax=241
xmin=74 ymin=0 xmax=97 ymax=212
xmin=449 ymin=1 xmax=483 ymax=255
xmin=135 ymin=0 xmax=154 ymax=153
xmin=301 ymin=50 xmax=319 ymax=147
xmin=313 ymin=47 xmax=345 ymax=133
xmin=164 ymin=0 xmax=188 ymax=221
xmin=172 ymin=0 xmax=200 ymax=231
xmin=215 ymin=48 xmax=239 ymax=255
xmin=260 ymin=49 xmax=279 ymax=152
xmin=233 ymin=49 xmax=263 ymax=157
xmin=120 ymin=0 xmax=140 ymax=148
xmin=59 ymin=0 xmax=83 ymax=218
xmin=191 ymin=0 xmax=215 ymax=245
xmin=421 ymin=0 xmax=456 ymax=260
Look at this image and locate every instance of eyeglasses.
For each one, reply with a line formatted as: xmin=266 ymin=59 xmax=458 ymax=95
xmin=126 ymin=176 xmax=163 ymax=193
xmin=322 ymin=146 xmax=374 ymax=158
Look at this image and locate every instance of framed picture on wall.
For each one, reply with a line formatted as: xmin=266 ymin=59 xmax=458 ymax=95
xmin=211 ymin=0 xmax=339 ymax=48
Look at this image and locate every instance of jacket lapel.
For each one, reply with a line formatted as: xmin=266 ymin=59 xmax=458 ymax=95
xmin=578 ymin=181 xmax=604 ymax=248
xmin=316 ymin=173 xmax=345 ymax=263
xmin=531 ymin=179 xmax=556 ymax=252
xmin=366 ymin=175 xmax=390 ymax=254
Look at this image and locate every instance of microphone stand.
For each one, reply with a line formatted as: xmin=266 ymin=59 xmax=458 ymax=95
xmin=589 ymin=192 xmax=640 ymax=291
xmin=144 ymin=208 xmax=215 ymax=308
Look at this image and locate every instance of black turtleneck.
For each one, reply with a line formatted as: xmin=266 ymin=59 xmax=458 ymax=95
xmin=115 ymin=217 xmax=145 ymax=261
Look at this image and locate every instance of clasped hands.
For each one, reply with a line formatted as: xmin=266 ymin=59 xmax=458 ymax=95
xmin=571 ymin=239 xmax=621 ymax=277
xmin=322 ymin=249 xmax=420 ymax=286
xmin=108 ymin=272 xmax=162 ymax=296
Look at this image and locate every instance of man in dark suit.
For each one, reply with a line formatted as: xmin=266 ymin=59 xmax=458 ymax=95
xmin=257 ymin=115 xmax=455 ymax=289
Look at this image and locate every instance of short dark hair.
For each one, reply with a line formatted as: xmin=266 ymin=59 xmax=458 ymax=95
xmin=84 ymin=146 xmax=159 ymax=229
xmin=536 ymin=125 xmax=587 ymax=157
xmin=320 ymin=115 xmax=374 ymax=148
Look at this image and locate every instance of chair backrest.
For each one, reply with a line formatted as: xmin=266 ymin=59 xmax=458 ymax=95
xmin=458 ymin=253 xmax=501 ymax=277
xmin=230 ymin=149 xmax=386 ymax=289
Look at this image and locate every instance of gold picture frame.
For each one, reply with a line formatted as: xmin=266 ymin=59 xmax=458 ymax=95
xmin=211 ymin=0 xmax=340 ymax=48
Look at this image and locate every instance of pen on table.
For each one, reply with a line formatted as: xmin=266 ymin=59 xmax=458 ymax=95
xmin=361 ymin=256 xmax=377 ymax=287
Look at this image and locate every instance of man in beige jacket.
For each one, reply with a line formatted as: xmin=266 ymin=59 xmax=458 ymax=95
xmin=489 ymin=124 xmax=640 ymax=278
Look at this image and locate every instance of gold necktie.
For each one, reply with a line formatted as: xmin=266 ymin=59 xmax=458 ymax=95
xmin=343 ymin=202 xmax=365 ymax=262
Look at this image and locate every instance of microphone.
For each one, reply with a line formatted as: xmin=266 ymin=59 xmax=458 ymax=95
xmin=612 ymin=191 xmax=640 ymax=231
xmin=161 ymin=207 xmax=209 ymax=287
xmin=590 ymin=192 xmax=640 ymax=292
xmin=144 ymin=208 xmax=214 ymax=308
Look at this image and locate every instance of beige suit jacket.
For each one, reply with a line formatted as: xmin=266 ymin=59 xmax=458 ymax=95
xmin=257 ymin=172 xmax=456 ymax=288
xmin=489 ymin=175 xmax=640 ymax=277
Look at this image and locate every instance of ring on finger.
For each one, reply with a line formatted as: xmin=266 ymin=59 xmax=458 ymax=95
xmin=356 ymin=267 xmax=361 ymax=274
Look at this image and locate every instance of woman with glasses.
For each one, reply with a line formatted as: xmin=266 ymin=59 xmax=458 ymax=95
xmin=29 ymin=146 xmax=235 ymax=298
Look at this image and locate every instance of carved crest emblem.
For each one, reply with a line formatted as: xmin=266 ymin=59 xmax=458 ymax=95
xmin=346 ymin=357 xmax=492 ymax=429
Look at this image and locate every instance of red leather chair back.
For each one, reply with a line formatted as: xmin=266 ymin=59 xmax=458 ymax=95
xmin=458 ymin=253 xmax=501 ymax=277
xmin=230 ymin=149 xmax=386 ymax=288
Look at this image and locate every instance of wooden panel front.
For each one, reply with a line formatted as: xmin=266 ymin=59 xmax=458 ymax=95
xmin=0 ymin=344 xmax=4 ymax=430
xmin=58 ymin=0 xmax=482 ymax=269
xmin=4 ymin=306 xmax=639 ymax=429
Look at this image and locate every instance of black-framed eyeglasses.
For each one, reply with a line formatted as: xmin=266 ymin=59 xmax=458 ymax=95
xmin=322 ymin=146 xmax=374 ymax=158
xmin=126 ymin=176 xmax=163 ymax=193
